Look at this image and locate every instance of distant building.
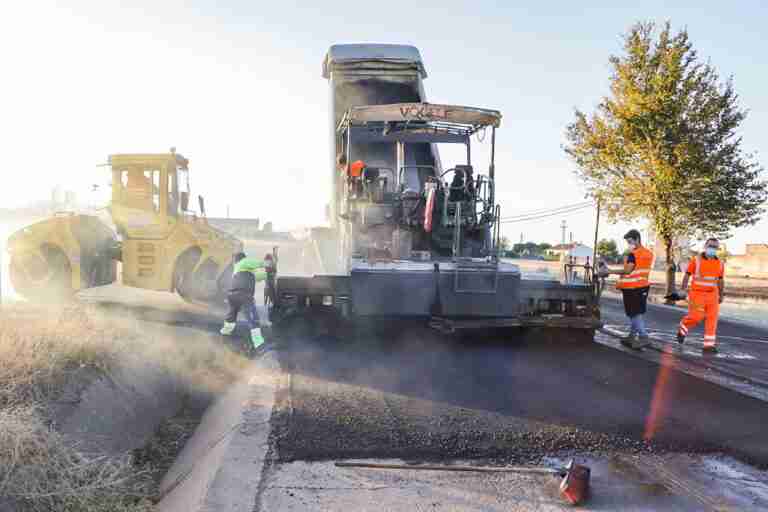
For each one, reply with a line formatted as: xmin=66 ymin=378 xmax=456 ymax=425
xmin=547 ymin=243 xmax=578 ymax=260
xmin=547 ymin=243 xmax=593 ymax=263
xmin=566 ymin=244 xmax=594 ymax=264
xmin=727 ymin=244 xmax=768 ymax=278
xmin=207 ymin=218 xmax=294 ymax=241
xmin=560 ymin=244 xmax=594 ymax=282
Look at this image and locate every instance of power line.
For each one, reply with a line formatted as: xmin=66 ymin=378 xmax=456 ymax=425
xmin=500 ymin=208 xmax=594 ymax=225
xmin=499 ymin=201 xmax=593 ymax=221
xmin=500 ymin=206 xmax=592 ymax=224
xmin=504 ymin=202 xmax=594 ymax=220
xmin=500 ymin=200 xmax=592 ymax=219
xmin=500 ymin=203 xmax=594 ymax=224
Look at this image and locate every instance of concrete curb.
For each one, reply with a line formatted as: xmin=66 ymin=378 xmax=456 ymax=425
xmin=156 ymin=350 xmax=282 ymax=512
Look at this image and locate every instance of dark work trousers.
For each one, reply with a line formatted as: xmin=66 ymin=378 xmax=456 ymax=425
xmin=621 ymin=287 xmax=650 ymax=316
xmin=226 ymin=291 xmax=259 ymax=329
xmin=264 ymin=273 xmax=276 ymax=305
xmin=621 ymin=286 xmax=650 ymax=336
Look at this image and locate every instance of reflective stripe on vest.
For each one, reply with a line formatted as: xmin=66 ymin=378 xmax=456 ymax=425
xmin=617 ymin=247 xmax=654 ymax=289
xmin=691 ymin=256 xmax=723 ymax=292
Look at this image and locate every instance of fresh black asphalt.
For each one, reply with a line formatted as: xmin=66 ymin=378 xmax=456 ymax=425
xmin=272 ymin=298 xmax=768 ymax=468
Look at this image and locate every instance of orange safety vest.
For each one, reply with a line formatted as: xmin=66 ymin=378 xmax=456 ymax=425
xmin=690 ymin=255 xmax=724 ymax=294
xmin=617 ymin=246 xmax=654 ymax=289
xmin=349 ymin=160 xmax=365 ymax=178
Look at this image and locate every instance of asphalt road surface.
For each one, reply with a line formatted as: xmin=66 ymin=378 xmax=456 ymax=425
xmin=601 ymin=294 xmax=768 ymax=388
xmin=270 ymin=299 xmax=768 ymax=470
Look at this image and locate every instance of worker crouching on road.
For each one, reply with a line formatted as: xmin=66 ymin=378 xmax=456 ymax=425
xmin=220 ymin=252 xmax=267 ymax=345
xmin=677 ymin=238 xmax=725 ymax=354
xmin=601 ymin=229 xmax=654 ymax=349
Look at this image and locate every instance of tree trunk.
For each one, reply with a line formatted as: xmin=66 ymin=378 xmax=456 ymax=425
xmin=664 ymin=235 xmax=676 ymax=302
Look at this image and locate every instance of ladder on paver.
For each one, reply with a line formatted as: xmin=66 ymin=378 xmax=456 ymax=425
xmin=452 ymin=203 xmax=500 ymax=294
xmin=454 ymin=260 xmax=500 ymax=294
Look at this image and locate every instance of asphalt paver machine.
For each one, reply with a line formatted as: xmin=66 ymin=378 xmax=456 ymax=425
xmin=270 ymin=100 xmax=601 ymax=340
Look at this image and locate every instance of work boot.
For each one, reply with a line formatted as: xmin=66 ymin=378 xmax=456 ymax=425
xmin=219 ymin=322 xmax=236 ymax=336
xmin=702 ymin=345 xmax=718 ymax=355
xmin=619 ymin=334 xmax=636 ymax=348
xmin=250 ymin=328 xmax=265 ymax=350
xmin=676 ymin=331 xmax=686 ymax=344
xmin=632 ymin=335 xmax=650 ymax=350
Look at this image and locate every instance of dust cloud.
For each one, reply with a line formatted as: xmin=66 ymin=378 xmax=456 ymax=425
xmin=0 ymin=219 xmax=34 ymax=302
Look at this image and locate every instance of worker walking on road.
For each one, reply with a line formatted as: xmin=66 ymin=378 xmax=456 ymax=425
xmin=220 ymin=252 xmax=267 ymax=348
xmin=601 ymin=229 xmax=654 ymax=349
xmin=677 ymin=238 xmax=725 ymax=354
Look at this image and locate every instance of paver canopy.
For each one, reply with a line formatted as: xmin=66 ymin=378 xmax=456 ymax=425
xmin=346 ymin=103 xmax=502 ymax=129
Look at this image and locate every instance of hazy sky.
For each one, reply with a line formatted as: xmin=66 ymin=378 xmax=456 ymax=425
xmin=2 ymin=1 xmax=766 ymax=252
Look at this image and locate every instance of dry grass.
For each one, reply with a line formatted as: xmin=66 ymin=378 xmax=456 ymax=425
xmin=0 ymin=405 xmax=153 ymax=512
xmin=0 ymin=304 xmax=126 ymax=407
xmin=0 ymin=302 xmax=250 ymax=511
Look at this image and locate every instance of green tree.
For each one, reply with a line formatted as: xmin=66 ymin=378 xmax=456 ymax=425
xmin=597 ymin=239 xmax=620 ymax=263
xmin=565 ymin=22 xmax=766 ymax=294
xmin=524 ymin=242 xmax=539 ymax=255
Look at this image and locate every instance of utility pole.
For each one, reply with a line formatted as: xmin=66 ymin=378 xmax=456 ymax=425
xmin=592 ymin=199 xmax=601 ymax=270
xmin=520 ymin=232 xmax=523 ymax=244
xmin=560 ymin=220 xmax=567 ymax=245
xmin=227 ymin=205 xmax=230 ymax=219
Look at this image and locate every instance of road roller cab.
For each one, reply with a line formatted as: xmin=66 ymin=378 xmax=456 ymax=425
xmin=108 ymin=150 xmax=241 ymax=301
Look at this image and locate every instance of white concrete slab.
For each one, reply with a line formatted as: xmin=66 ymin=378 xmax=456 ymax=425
xmin=259 ymin=454 xmax=768 ymax=511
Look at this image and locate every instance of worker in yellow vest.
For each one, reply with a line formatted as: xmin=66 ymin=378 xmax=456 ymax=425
xmin=601 ymin=229 xmax=654 ymax=349
xmin=677 ymin=238 xmax=725 ymax=354
xmin=220 ymin=252 xmax=268 ymax=350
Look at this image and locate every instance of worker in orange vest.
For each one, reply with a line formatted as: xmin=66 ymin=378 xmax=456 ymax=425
xmin=345 ymin=159 xmax=366 ymax=199
xmin=349 ymin=159 xmax=366 ymax=177
xmin=600 ymin=229 xmax=654 ymax=349
xmin=677 ymin=238 xmax=725 ymax=354
xmin=336 ymin=154 xmax=366 ymax=178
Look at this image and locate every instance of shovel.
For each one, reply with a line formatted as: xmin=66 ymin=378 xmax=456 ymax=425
xmin=335 ymin=459 xmax=591 ymax=505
